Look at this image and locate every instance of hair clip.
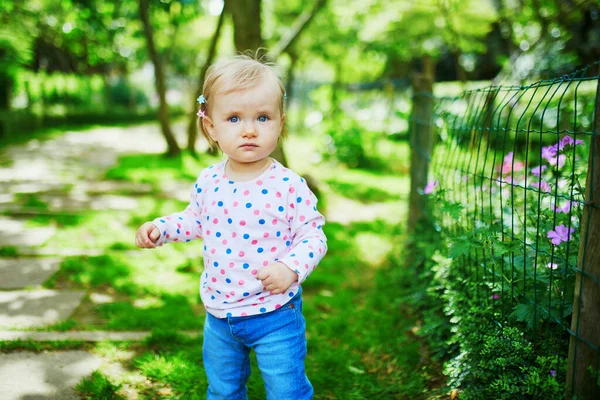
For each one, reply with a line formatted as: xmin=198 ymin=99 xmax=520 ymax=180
xmin=197 ymin=95 xmax=206 ymax=104
xmin=197 ymin=109 xmax=205 ymax=118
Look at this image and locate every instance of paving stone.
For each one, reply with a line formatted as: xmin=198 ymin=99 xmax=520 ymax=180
xmin=0 ymin=258 xmax=62 ymax=289
xmin=0 ymin=217 xmax=56 ymax=247
xmin=0 ymin=290 xmax=86 ymax=329
xmin=0 ymin=351 xmax=102 ymax=400
xmin=0 ymin=330 xmax=200 ymax=341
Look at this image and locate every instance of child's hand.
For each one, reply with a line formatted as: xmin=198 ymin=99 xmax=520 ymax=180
xmin=257 ymin=262 xmax=299 ymax=294
xmin=135 ymin=222 xmax=160 ymax=249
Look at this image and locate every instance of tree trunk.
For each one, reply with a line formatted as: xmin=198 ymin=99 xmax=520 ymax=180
xmin=187 ymin=5 xmax=226 ymax=155
xmin=408 ymin=56 xmax=436 ymax=231
xmin=566 ymin=72 xmax=600 ymax=399
xmin=230 ymin=0 xmax=263 ymax=52
xmin=139 ymin=0 xmax=181 ymax=157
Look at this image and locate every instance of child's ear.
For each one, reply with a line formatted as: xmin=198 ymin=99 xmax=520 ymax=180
xmin=280 ymin=113 xmax=286 ymax=130
xmin=203 ymin=116 xmax=217 ymax=141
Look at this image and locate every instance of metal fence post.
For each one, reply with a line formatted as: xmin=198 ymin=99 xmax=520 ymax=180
xmin=566 ymin=73 xmax=600 ymax=399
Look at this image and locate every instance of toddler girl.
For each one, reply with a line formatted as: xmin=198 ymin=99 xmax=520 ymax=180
xmin=135 ymin=54 xmax=327 ymax=400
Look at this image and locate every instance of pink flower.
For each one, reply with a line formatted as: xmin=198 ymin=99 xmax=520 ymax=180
xmin=531 ymin=180 xmax=551 ymax=192
xmin=554 ymin=200 xmax=576 ymax=214
xmin=558 ymin=135 xmax=584 ymax=150
xmin=498 ymin=152 xmax=525 ymax=175
xmin=547 ymin=224 xmax=575 ymax=245
xmin=423 ymin=180 xmax=439 ymax=194
xmin=531 ymin=165 xmax=547 ymax=177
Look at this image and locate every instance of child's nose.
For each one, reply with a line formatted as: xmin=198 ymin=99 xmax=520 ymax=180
xmin=242 ymin=122 xmax=257 ymax=137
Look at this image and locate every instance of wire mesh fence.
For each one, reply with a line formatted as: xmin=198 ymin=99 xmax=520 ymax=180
xmin=427 ymin=63 xmax=600 ymax=397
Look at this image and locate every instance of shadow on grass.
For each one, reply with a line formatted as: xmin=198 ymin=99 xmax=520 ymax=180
xmin=325 ymin=179 xmax=401 ymax=203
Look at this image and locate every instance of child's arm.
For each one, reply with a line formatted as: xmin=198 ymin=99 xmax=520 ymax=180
xmin=136 ymin=177 xmax=204 ymax=247
xmin=278 ymin=179 xmax=327 ymax=283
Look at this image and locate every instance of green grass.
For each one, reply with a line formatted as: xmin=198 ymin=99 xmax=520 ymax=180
xmin=0 ymin=129 xmax=442 ymax=398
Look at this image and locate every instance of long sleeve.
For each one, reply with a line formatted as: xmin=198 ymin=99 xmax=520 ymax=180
xmin=278 ymin=178 xmax=327 ymax=283
xmin=152 ymin=177 xmax=204 ymax=245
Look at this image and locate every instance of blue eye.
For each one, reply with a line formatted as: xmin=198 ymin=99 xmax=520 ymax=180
xmin=258 ymin=115 xmax=269 ymax=122
xmin=228 ymin=116 xmax=239 ymax=123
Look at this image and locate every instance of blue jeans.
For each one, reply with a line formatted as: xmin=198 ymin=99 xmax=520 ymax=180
xmin=203 ymin=289 xmax=313 ymax=400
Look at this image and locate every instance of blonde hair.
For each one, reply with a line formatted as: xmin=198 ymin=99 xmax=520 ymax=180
xmin=198 ymin=52 xmax=287 ymax=150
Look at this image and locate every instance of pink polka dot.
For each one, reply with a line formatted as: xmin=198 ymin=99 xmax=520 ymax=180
xmin=233 ymin=201 xmax=239 ymax=207
xmin=186 ymin=231 xmax=190 ymax=235
xmin=220 ymin=269 xmax=225 ymax=275
xmin=263 ymin=232 xmax=269 ymax=238
xmin=229 ymin=262 xmax=235 ymax=268
xmin=240 ymin=220 xmax=246 ymax=226
xmin=238 ymin=280 xmax=245 ymax=285
xmin=265 ymin=203 xmax=271 ymax=208
xmin=211 ymin=248 xmax=216 ymax=254
xmin=224 ymin=209 xmax=229 ymax=214
xmin=275 ymin=304 xmax=281 ymax=309
xmin=272 ymin=219 xmax=278 ymax=225
xmin=306 ymin=200 xmax=311 ymax=205
xmin=283 ymin=235 xmax=288 ymax=240
xmin=254 ymin=210 xmax=260 ymax=215
xmin=276 ymin=192 xmax=282 ymax=198
xmin=232 ymin=232 xmax=237 ymax=238
xmin=251 ymin=269 xmax=258 ymax=275
xmin=289 ymin=187 xmax=295 ymax=193
xmin=244 ymin=190 xmax=250 ymax=196
xmin=252 ymin=240 xmax=258 ymax=245
xmin=312 ymin=222 xmax=317 ymax=227
xmin=206 ymin=230 xmax=210 ymax=235
xmin=269 ymin=175 xmax=276 ymax=179
xmin=213 ymin=218 xmax=219 ymax=224
xmin=259 ymin=297 xmax=265 ymax=302
xmin=241 ymin=312 xmax=248 ymax=316
xmin=257 ymin=180 xmax=263 ymax=185
xmin=263 ymin=261 xmax=269 ymax=266
xmin=211 ymin=200 xmax=216 ymax=206
xmin=222 ymin=239 xmax=227 ymax=245
xmin=212 ymin=277 xmax=217 ymax=282
xmin=239 ymin=251 xmax=245 ymax=257
xmin=290 ymin=204 xmax=295 ymax=209
xmin=299 ymin=216 xmax=306 ymax=222
xmin=271 ymin=247 xmax=277 ymax=252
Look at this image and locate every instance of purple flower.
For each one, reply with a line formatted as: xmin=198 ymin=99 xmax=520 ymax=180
xmin=546 ymin=263 xmax=558 ymax=270
xmin=555 ymin=200 xmax=576 ymax=214
xmin=492 ymin=293 xmax=500 ymax=299
xmin=550 ymin=369 xmax=556 ymax=377
xmin=531 ymin=165 xmax=547 ymax=177
xmin=542 ymin=145 xmax=558 ymax=161
xmin=498 ymin=152 xmax=525 ymax=174
xmin=558 ymin=135 xmax=584 ymax=150
xmin=423 ymin=180 xmax=439 ymax=195
xmin=547 ymin=224 xmax=575 ymax=245
xmin=548 ymin=154 xmax=566 ymax=169
xmin=531 ymin=180 xmax=551 ymax=193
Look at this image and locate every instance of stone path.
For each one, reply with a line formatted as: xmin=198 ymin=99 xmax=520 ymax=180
xmin=0 ymin=121 xmax=192 ymax=399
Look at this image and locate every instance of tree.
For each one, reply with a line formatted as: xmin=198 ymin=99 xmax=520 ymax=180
xmin=138 ymin=0 xmax=180 ymax=157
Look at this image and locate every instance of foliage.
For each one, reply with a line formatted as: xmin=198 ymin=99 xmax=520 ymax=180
xmin=76 ymin=370 xmax=123 ymax=400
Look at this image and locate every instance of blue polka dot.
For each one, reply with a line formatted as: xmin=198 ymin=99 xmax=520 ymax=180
xmin=309 ymin=252 xmax=314 ymax=258
xmin=229 ymin=181 xmax=234 ymax=184
xmin=246 ymin=203 xmax=252 ymax=208
xmin=278 ymin=206 xmax=284 ymax=212
xmin=226 ymin=278 xmax=231 ymax=283
xmin=297 ymin=197 xmax=302 ymax=203
xmin=243 ymin=292 xmax=250 ymax=296
xmin=211 ymin=295 xmax=215 ymax=300
xmin=243 ymin=234 xmax=250 ymax=239
xmin=259 ymin=219 xmax=265 ymax=224
xmin=286 ymin=241 xmax=291 ymax=246
xmin=227 ymin=312 xmax=232 ymax=317
xmin=218 ymin=201 xmax=223 ymax=207
xmin=243 ymin=263 xmax=249 ymax=269
xmin=260 ymin=308 xmax=267 ymax=313
xmin=214 ymin=187 xmax=219 ymax=192
xmin=283 ymin=177 xmax=289 ymax=181
xmin=197 ymin=188 xmax=202 ymax=193
xmin=262 ymin=189 xmax=268 ymax=194
xmin=288 ymin=292 xmax=295 ymax=297
xmin=302 ymin=240 xmax=308 ymax=243
xmin=226 ymin=248 xmax=232 ymax=254
xmin=212 ymin=174 xmax=217 ymax=178
xmin=276 ymin=231 xmax=281 ymax=237
xmin=159 ymin=219 xmax=165 ymax=223
xmin=213 ymin=262 xmax=219 ymax=267
xmin=228 ymin=218 xmax=233 ymax=224
xmin=216 ymin=232 xmax=222 ymax=237
xmin=234 ymin=188 xmax=237 ymax=193
xmin=257 ymin=247 xmax=264 ymax=253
